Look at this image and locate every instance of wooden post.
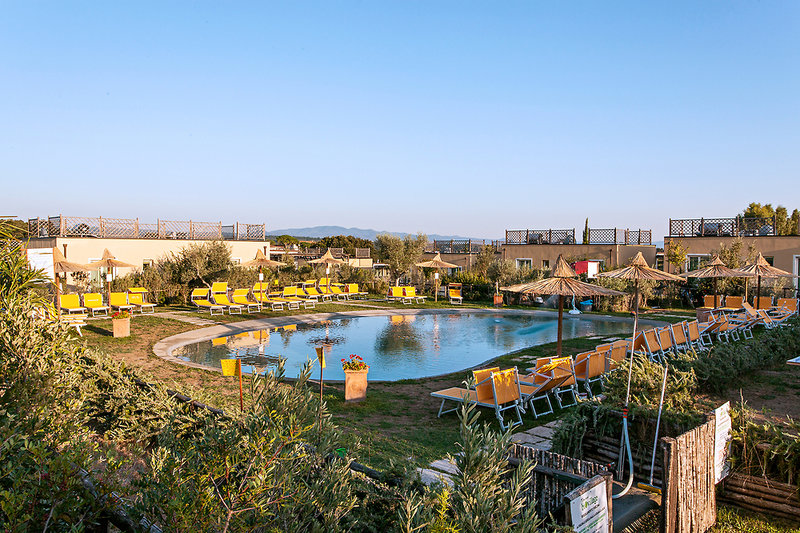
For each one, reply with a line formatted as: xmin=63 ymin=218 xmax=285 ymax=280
xmin=189 ymin=220 xmax=194 ymax=239
xmin=134 ymin=217 xmax=139 ymax=237
xmin=669 ymin=218 xmax=672 ymax=236
xmin=60 ymin=214 xmax=65 ymax=236
xmin=660 ymin=437 xmax=678 ymax=533
xmin=700 ymin=218 xmax=705 ymax=236
xmin=557 ymin=295 xmax=563 ymax=356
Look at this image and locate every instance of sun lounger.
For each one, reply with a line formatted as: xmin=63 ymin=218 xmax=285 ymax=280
xmin=60 ymin=294 xmax=86 ymax=314
xmin=519 ymin=357 xmax=577 ymax=417
xmin=40 ymin=304 xmax=87 ymax=336
xmin=404 ymin=287 xmax=426 ymax=304
xmin=302 ymin=282 xmax=332 ymax=302
xmin=211 ymin=282 xmax=244 ymax=314
xmin=657 ymin=326 xmax=677 ymax=357
xmin=756 ymin=296 xmax=774 ymax=310
xmin=346 ymin=283 xmax=368 ymax=299
xmin=670 ymin=321 xmax=691 ymax=352
xmin=109 ymin=292 xmax=135 ymax=312
xmin=642 ymin=328 xmax=664 ymax=362
xmin=127 ymin=288 xmax=156 ymax=313
xmin=684 ymin=320 xmax=709 ymax=351
xmin=388 ymin=286 xmax=412 ymax=304
xmin=448 ymin=288 xmax=463 ymax=305
xmin=252 ymin=283 xmax=286 ymax=311
xmin=282 ymin=286 xmax=316 ymax=309
xmin=431 ymin=367 xmax=524 ymax=431
xmin=82 ymin=292 xmax=109 ymax=316
xmin=232 ymin=289 xmax=261 ymax=312
xmin=573 ymin=348 xmax=609 ymax=398
xmin=191 ymin=288 xmax=226 ymax=315
xmin=773 ymin=298 xmax=798 ymax=317
xmin=327 ymin=283 xmax=350 ymax=301
xmin=703 ymin=295 xmax=720 ymax=309
xmin=721 ymin=295 xmax=743 ymax=311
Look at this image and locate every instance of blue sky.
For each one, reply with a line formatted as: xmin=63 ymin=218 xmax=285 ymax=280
xmin=2 ymin=2 xmax=798 ymax=239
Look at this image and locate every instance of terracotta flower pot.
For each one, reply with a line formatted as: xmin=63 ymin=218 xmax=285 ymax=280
xmin=344 ymin=369 xmax=368 ymax=402
xmin=112 ymin=317 xmax=130 ymax=338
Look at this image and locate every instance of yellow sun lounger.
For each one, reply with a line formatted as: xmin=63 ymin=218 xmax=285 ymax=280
xmin=282 ymin=286 xmax=316 ymax=309
xmin=109 ymin=292 xmax=135 ymax=312
xmin=346 ymin=283 xmax=368 ymax=299
xmin=82 ymin=292 xmax=109 ymax=316
xmin=404 ymin=287 xmax=426 ymax=304
xmin=573 ymin=348 xmax=610 ymax=398
xmin=448 ymin=288 xmax=462 ymax=305
xmin=327 ymin=284 xmax=350 ymax=301
xmin=211 ymin=282 xmax=243 ymax=314
xmin=387 ymin=286 xmax=412 ymax=304
xmin=431 ymin=367 xmax=524 ymax=431
xmin=60 ymin=294 xmax=86 ymax=314
xmin=127 ymin=287 xmax=156 ymax=313
xmin=303 ymin=283 xmax=332 ymax=302
xmin=41 ymin=304 xmax=87 ymax=336
xmin=191 ymin=288 xmax=225 ymax=315
xmin=232 ymin=288 xmax=261 ymax=312
xmin=251 ymin=283 xmax=286 ymax=311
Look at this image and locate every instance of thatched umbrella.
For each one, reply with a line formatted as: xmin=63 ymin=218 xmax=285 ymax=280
xmin=735 ymin=253 xmax=795 ymax=309
xmin=680 ymin=255 xmax=752 ymax=309
xmin=596 ymin=251 xmax=684 ymax=498
xmin=501 ymin=255 xmax=623 ymax=356
xmin=85 ymin=249 xmax=136 ymax=308
xmin=52 ymin=247 xmax=92 ymax=316
xmin=309 ymin=249 xmax=346 ymax=288
xmin=416 ymin=252 xmax=458 ymax=302
xmin=242 ymin=249 xmax=282 ymax=288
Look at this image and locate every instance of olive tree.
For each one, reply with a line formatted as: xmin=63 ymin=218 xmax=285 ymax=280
xmin=375 ymin=233 xmax=427 ymax=286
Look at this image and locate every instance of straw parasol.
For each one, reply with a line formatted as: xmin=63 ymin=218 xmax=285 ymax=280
xmin=595 ymin=251 xmax=684 ymax=498
xmin=680 ymin=255 xmax=752 ymax=309
xmin=242 ymin=249 xmax=282 ymax=287
xmin=501 ymin=255 xmax=623 ymax=356
xmin=309 ymin=249 xmax=347 ymax=287
xmin=52 ymin=248 xmax=92 ymax=315
xmin=735 ymin=253 xmax=795 ymax=309
xmin=85 ymin=249 xmax=136 ymax=308
xmin=416 ymin=252 xmax=458 ymax=302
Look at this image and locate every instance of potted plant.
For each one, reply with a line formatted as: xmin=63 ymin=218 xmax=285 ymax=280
xmin=111 ymin=310 xmax=131 ymax=338
xmin=341 ymin=354 xmax=369 ymax=402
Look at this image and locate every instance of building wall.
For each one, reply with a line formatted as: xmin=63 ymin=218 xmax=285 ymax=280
xmin=27 ymin=237 xmax=271 ymax=280
xmin=427 ymin=244 xmax=657 ymax=273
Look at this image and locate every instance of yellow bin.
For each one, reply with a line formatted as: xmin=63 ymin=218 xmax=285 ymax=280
xmin=221 ymin=358 xmax=240 ymax=377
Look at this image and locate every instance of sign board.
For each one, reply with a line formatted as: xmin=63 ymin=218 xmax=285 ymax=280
xmin=714 ymin=401 xmax=732 ymax=484
xmin=565 ymin=473 xmax=611 ymax=533
xmin=27 ymin=248 xmax=55 ymax=281
xmin=586 ymin=261 xmax=600 ymax=279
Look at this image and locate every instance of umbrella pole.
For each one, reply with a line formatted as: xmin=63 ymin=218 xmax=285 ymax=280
xmin=625 ymin=280 xmax=639 ymax=407
xmin=756 ymin=275 xmax=762 ymax=309
xmin=557 ymin=295 xmax=563 ymax=356
xmin=614 ymin=278 xmax=639 ymax=500
xmin=56 ymin=274 xmax=62 ymax=316
xmin=714 ymin=278 xmax=718 ymax=308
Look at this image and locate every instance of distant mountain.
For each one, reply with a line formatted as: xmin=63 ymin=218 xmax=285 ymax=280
xmin=266 ymin=225 xmax=477 ymax=241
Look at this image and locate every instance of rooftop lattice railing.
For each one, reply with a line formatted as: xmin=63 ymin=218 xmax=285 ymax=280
xmin=505 ymin=229 xmax=576 ymax=245
xmin=668 ymin=217 xmax=776 ymax=238
xmin=432 ymin=239 xmax=501 ymax=254
xmin=587 ymin=228 xmax=652 ymax=245
xmin=27 ymin=215 xmax=267 ymax=241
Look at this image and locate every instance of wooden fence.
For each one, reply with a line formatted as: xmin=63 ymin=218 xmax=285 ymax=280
xmin=508 ymin=444 xmax=610 ymax=520
xmin=660 ymin=418 xmax=716 ymax=533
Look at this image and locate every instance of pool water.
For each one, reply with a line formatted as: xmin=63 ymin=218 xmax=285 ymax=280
xmin=170 ymin=312 xmax=632 ymax=381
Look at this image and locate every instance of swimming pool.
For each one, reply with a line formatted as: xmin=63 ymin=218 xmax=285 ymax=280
xmin=168 ymin=311 xmax=635 ymax=381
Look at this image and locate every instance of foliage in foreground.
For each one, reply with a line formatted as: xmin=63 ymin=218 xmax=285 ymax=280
xmin=1 ymin=237 xmax=545 ymax=531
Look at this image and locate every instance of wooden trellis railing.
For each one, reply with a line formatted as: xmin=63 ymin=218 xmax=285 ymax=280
xmin=587 ymin=228 xmax=652 ymax=245
xmin=505 ymin=229 xmax=576 ymax=245
xmin=27 ymin=215 xmax=267 ymax=241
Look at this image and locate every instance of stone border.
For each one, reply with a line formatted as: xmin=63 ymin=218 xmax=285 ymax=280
xmin=153 ymin=308 xmax=668 ymax=378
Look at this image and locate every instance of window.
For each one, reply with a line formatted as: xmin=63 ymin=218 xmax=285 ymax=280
xmin=541 ymin=259 xmax=550 ymax=269
xmin=516 ymin=258 xmax=532 ymax=270
xmin=142 ymin=258 xmax=154 ymax=270
xmin=764 ymin=256 xmax=774 ymax=266
xmin=687 ymin=255 xmax=709 ymax=271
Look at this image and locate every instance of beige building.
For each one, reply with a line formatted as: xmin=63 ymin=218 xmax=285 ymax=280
xmin=663 ymin=216 xmax=800 ymax=295
xmin=26 ymin=215 xmax=270 ymax=284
